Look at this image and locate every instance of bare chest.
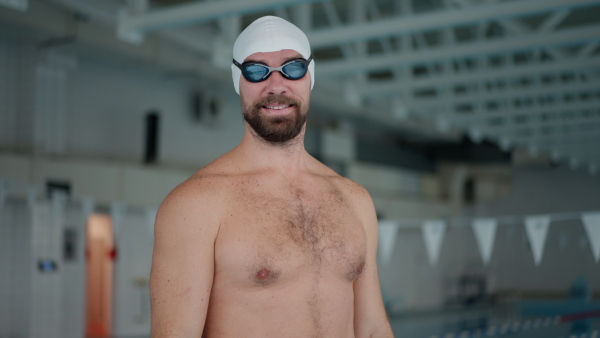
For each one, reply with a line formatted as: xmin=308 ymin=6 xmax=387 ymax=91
xmin=216 ymin=185 xmax=367 ymax=286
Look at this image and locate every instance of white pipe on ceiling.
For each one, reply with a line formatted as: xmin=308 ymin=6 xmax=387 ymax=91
xmin=46 ymin=0 xmax=216 ymax=54
xmin=119 ymin=0 xmax=330 ymax=35
xmin=308 ymin=0 xmax=599 ymax=48
xmin=361 ymin=57 xmax=600 ymax=96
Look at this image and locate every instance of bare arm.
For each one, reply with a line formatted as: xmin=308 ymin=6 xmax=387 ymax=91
xmin=353 ymin=187 xmax=394 ymax=338
xmin=150 ymin=179 xmax=221 ymax=337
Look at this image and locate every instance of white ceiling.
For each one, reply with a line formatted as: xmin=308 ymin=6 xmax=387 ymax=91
xmin=2 ymin=0 xmax=599 ymax=172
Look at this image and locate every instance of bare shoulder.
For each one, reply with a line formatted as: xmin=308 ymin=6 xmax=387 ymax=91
xmin=313 ymin=162 xmax=371 ymax=201
xmin=311 ymin=160 xmax=376 ymax=219
xmin=155 ymin=162 xmax=232 ymax=234
xmin=337 ymin=176 xmax=372 ymax=201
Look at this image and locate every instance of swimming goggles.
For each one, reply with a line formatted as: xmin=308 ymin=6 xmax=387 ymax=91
xmin=233 ymin=56 xmax=312 ymax=83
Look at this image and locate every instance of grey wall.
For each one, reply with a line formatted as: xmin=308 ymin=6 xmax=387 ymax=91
xmin=65 ymin=57 xmax=243 ymax=169
xmin=0 ymin=35 xmax=244 ymax=169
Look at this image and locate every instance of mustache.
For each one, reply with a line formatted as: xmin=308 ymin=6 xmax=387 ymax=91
xmin=255 ymin=94 xmax=299 ymax=108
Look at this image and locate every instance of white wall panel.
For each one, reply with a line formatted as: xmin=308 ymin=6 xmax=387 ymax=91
xmin=348 ymin=161 xmax=424 ymax=197
xmin=122 ymin=166 xmax=164 ymax=207
xmin=0 ymin=200 xmax=14 ymax=337
xmin=113 ymin=210 xmax=153 ymax=337
xmin=122 ymin=167 xmax=190 ymax=208
xmin=60 ymin=203 xmax=86 ymax=338
xmin=33 ymin=63 xmax=67 ymax=155
xmin=322 ymin=128 xmax=356 ymax=162
xmin=29 ymin=199 xmax=64 ymax=338
xmin=0 ymin=154 xmax=191 ymax=208
xmin=11 ymin=200 xmax=32 ymax=337
xmin=421 ymin=174 xmax=442 ymax=200
xmin=122 ymin=166 xmax=190 ymax=208
xmin=0 ymin=153 xmax=30 ymax=198
xmin=160 ymin=170 xmax=192 ymax=199
xmin=372 ymin=195 xmax=448 ymax=220
xmin=348 ymin=162 xmax=402 ymax=195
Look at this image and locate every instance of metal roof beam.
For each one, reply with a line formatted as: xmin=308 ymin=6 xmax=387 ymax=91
xmin=452 ymin=99 xmax=600 ymax=122
xmin=318 ymin=24 xmax=600 ymax=76
xmin=410 ymin=80 xmax=600 ymax=112
xmin=308 ymin=0 xmax=598 ymax=49
xmin=359 ymin=57 xmax=600 ymax=97
xmin=481 ymin=113 xmax=600 ymax=133
xmin=118 ymin=0 xmax=329 ymax=37
xmin=48 ymin=0 xmax=217 ymax=54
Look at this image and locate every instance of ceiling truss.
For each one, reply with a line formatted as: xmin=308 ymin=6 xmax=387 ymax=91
xmin=5 ymin=0 xmax=598 ymax=172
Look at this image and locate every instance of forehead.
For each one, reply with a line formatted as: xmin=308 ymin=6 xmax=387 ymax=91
xmin=244 ymin=49 xmax=303 ymax=64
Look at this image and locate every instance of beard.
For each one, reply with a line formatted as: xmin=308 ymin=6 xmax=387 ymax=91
xmin=242 ymin=94 xmax=308 ymax=144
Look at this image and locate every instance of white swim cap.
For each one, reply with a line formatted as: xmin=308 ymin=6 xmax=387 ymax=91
xmin=231 ymin=16 xmax=315 ymax=95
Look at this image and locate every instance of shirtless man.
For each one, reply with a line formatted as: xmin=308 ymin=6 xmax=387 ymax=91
xmin=150 ymin=16 xmax=393 ymax=337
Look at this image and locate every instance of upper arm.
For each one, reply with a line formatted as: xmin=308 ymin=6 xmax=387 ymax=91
xmin=150 ymin=179 xmax=221 ymax=337
xmin=352 ymin=186 xmax=394 ymax=338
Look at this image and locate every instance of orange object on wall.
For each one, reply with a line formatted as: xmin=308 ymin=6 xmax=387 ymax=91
xmin=86 ymin=214 xmax=114 ymax=337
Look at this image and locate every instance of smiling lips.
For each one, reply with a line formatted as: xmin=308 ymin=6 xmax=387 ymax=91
xmin=263 ymin=104 xmax=293 ymax=110
xmin=255 ymin=94 xmax=298 ymax=113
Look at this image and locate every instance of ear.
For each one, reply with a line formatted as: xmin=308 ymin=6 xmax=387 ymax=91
xmin=231 ymin=63 xmax=242 ymax=95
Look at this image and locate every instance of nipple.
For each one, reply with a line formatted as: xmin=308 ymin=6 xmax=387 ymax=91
xmin=253 ymin=267 xmax=280 ymax=286
xmin=256 ymin=268 xmax=270 ymax=280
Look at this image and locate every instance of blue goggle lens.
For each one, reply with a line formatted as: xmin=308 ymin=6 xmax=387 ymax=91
xmin=244 ymin=64 xmax=271 ymax=81
xmin=282 ymin=62 xmax=306 ymax=79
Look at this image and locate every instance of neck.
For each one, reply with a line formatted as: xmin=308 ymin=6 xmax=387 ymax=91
xmin=238 ymin=123 xmax=309 ymax=173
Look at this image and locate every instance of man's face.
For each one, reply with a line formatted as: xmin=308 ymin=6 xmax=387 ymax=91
xmin=239 ymin=49 xmax=311 ymax=144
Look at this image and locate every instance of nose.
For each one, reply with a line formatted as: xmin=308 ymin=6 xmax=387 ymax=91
xmin=265 ymin=70 xmax=287 ymax=95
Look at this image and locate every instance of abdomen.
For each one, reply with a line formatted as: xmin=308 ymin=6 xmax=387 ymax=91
xmin=204 ymin=272 xmax=355 ymax=337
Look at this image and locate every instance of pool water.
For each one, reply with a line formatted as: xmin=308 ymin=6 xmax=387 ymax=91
xmin=389 ymin=303 xmax=600 ymax=338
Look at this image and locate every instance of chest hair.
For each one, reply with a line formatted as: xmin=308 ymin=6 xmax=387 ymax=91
xmin=278 ymin=187 xmax=357 ymax=264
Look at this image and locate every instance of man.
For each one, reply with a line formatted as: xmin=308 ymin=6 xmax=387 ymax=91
xmin=150 ymin=16 xmax=393 ymax=337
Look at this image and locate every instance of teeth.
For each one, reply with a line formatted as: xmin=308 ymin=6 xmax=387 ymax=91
xmin=265 ymin=105 xmax=292 ymax=110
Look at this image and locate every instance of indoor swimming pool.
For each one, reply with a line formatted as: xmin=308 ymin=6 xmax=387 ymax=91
xmin=390 ymin=302 xmax=600 ymax=338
